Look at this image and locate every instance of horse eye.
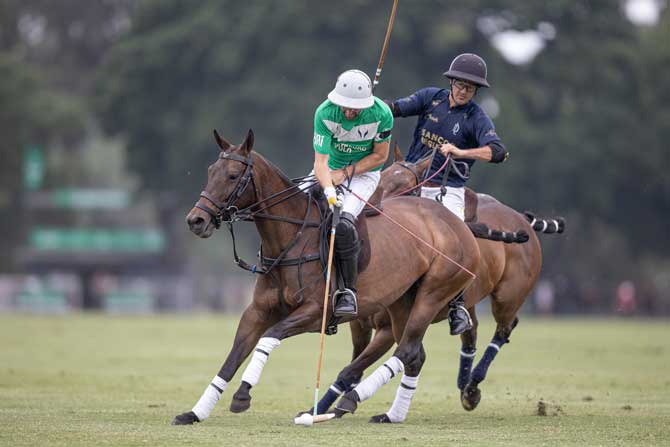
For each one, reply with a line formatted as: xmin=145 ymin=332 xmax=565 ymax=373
xmin=229 ymin=174 xmax=238 ymax=180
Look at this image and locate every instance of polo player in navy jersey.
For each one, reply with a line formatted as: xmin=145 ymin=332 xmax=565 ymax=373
xmin=385 ymin=53 xmax=509 ymax=336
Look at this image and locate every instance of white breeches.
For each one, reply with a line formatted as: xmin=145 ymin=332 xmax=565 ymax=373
xmin=420 ymin=186 xmax=465 ymax=221
xmin=300 ymin=170 xmax=380 ymax=218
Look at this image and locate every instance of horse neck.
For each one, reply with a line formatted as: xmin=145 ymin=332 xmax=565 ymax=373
xmin=251 ymin=153 xmax=319 ymax=257
xmin=416 ymin=156 xmax=432 ymax=179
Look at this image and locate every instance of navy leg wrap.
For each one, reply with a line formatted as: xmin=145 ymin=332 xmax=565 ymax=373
xmin=316 ymin=379 xmax=354 ymax=414
xmin=457 ymin=347 xmax=476 ymax=390
xmin=470 ymin=333 xmax=507 ymax=385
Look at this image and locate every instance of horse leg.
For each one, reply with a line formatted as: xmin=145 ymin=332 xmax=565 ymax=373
xmin=350 ymin=319 xmax=374 ymax=368
xmin=462 ymin=296 xmax=520 ymax=411
xmin=172 ymin=302 xmax=278 ymax=425
xmin=229 ymin=302 xmax=322 ymax=413
xmin=336 ymin=299 xmax=439 ymax=423
xmin=309 ymin=324 xmax=395 ymax=415
xmin=457 ymin=305 xmax=478 ymax=392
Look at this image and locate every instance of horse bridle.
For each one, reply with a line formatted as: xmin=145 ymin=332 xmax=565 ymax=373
xmin=195 ymin=151 xmax=255 ymax=228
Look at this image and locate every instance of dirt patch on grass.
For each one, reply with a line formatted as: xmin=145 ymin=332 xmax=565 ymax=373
xmin=537 ymin=399 xmax=564 ymax=416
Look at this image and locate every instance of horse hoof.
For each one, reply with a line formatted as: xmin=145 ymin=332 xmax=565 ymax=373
xmin=461 ymin=384 xmax=481 ymax=411
xmin=230 ymin=396 xmax=251 ymax=413
xmin=172 ymin=411 xmax=200 ymax=425
xmin=333 ymin=408 xmax=347 ymax=418
xmin=334 ymin=391 xmax=359 ymax=416
xmin=369 ymin=413 xmax=393 ymax=423
xmin=230 ymin=382 xmax=252 ymax=413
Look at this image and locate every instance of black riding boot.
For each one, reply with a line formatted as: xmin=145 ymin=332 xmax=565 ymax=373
xmin=448 ymin=290 xmax=473 ymax=335
xmin=333 ymin=212 xmax=360 ymax=318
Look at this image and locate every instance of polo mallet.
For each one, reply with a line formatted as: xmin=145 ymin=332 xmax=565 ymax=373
xmin=372 ymin=0 xmax=399 ymax=93
xmin=306 ymin=0 xmax=399 ymax=425
xmin=310 ymin=205 xmax=340 ymax=420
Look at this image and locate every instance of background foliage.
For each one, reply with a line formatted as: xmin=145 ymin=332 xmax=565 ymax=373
xmin=1 ymin=0 xmax=668 ymax=309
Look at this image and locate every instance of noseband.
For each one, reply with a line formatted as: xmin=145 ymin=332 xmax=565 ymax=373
xmin=195 ymin=151 xmax=254 ymax=228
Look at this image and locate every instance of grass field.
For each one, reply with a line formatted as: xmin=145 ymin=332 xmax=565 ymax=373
xmin=1 ymin=314 xmax=669 ymax=446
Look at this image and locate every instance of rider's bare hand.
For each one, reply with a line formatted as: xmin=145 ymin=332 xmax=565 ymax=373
xmin=331 ymin=169 xmax=347 ymax=186
xmin=440 ymin=143 xmax=465 ymax=158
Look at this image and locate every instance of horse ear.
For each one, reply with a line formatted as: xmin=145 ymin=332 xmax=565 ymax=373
xmin=240 ymin=128 xmax=255 ymax=154
xmin=213 ymin=129 xmax=232 ymax=151
xmin=393 ymin=142 xmax=404 ymax=162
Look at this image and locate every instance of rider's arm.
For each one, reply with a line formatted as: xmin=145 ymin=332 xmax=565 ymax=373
xmin=441 ymin=110 xmax=508 ymax=162
xmin=313 ymin=107 xmax=334 ymax=189
xmin=440 ymin=144 xmax=494 ymax=161
xmin=473 ymin=112 xmax=508 ymax=163
xmin=314 ymin=151 xmax=334 ymax=190
xmin=341 ymin=140 xmax=390 ymax=179
xmin=386 ymin=87 xmax=441 ymax=118
xmin=332 ymin=104 xmax=393 ymax=183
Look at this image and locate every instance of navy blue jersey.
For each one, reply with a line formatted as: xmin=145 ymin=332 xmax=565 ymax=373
xmin=394 ymin=87 xmax=502 ymax=187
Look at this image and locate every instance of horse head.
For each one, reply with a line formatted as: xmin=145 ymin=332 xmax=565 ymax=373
xmin=186 ymin=129 xmax=257 ymax=238
xmin=379 ymin=143 xmax=429 ymax=199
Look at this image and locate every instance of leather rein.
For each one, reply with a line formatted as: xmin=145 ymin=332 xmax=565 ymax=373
xmin=193 ymin=151 xmax=324 ymax=276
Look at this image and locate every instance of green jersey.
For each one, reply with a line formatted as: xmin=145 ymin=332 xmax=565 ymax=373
xmin=313 ymin=97 xmax=393 ymax=171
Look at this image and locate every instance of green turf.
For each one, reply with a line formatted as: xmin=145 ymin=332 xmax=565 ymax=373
xmin=1 ymin=314 xmax=668 ymax=446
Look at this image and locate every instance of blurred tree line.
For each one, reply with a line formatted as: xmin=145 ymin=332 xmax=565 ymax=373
xmin=1 ymin=0 xmax=668 ymax=311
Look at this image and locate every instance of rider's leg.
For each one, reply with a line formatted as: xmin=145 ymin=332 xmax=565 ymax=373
xmin=420 ymin=185 xmax=472 ymax=335
xmin=333 ymin=171 xmax=380 ymax=317
xmin=333 ymin=212 xmax=360 ymax=317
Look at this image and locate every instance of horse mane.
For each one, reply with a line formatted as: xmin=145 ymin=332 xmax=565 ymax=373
xmin=251 ymin=150 xmax=296 ymax=187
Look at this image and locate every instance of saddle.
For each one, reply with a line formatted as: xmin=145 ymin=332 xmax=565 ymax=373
xmin=464 ymin=187 xmax=478 ymax=223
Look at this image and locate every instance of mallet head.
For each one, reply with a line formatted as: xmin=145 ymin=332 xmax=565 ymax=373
xmin=293 ymin=413 xmax=335 ymax=427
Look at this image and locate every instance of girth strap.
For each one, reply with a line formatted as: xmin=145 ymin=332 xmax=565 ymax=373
xmin=261 ymin=252 xmax=321 ymax=267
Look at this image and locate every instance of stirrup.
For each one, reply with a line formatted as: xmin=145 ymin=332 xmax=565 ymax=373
xmin=332 ymin=288 xmax=358 ymax=317
xmin=448 ymin=305 xmax=473 ymax=335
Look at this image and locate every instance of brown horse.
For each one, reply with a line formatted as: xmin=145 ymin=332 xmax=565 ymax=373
xmin=312 ymin=147 xmax=563 ymax=417
xmin=172 ymin=129 xmax=480 ymax=425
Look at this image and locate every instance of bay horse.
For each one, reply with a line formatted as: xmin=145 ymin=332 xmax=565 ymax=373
xmin=313 ymin=147 xmax=564 ymax=417
xmin=173 ymin=129 xmax=480 ymax=425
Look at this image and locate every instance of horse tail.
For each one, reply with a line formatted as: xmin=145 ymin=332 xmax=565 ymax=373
xmin=466 ymin=222 xmax=529 ymax=244
xmin=523 ymin=211 xmax=565 ymax=234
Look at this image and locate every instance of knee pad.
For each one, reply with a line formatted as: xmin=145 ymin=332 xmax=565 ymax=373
xmin=335 ymin=213 xmax=359 ymax=255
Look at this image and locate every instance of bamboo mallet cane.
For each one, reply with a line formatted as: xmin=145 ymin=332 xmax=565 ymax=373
xmin=372 ymin=0 xmax=399 ymax=93
xmin=312 ymin=205 xmax=340 ymax=417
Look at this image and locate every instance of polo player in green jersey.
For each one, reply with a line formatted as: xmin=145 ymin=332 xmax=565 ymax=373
xmin=311 ymin=69 xmax=393 ymax=318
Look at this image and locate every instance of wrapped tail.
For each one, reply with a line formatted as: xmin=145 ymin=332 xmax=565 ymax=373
xmin=467 ymin=222 xmax=529 ymax=244
xmin=523 ymin=211 xmax=565 ymax=234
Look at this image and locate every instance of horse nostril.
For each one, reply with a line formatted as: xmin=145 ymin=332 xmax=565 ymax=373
xmin=188 ymin=216 xmax=205 ymax=228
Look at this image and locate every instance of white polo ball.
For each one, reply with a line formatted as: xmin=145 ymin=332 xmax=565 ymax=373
xmin=293 ymin=413 xmax=314 ymax=426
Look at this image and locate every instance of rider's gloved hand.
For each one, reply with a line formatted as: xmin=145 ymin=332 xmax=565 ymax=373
xmin=324 ymin=186 xmax=343 ymax=211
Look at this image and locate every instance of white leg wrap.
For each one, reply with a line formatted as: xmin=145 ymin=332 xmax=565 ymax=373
xmin=191 ymin=375 xmax=228 ymax=421
xmin=240 ymin=337 xmax=281 ymax=387
xmin=354 ymin=356 xmax=404 ymax=402
xmin=386 ymin=374 xmax=419 ymax=423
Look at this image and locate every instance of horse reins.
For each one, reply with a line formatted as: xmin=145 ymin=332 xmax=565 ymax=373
xmin=194 ymin=151 xmax=323 ymax=276
xmin=391 ymin=150 xmax=448 ymax=198
xmin=343 ymin=184 xmax=477 ymax=279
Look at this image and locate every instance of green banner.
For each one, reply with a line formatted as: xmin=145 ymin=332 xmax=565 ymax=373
xmin=23 ymin=145 xmax=44 ymax=190
xmin=30 ymin=228 xmax=165 ymax=253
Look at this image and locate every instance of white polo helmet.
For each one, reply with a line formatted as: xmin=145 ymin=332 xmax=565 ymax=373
xmin=327 ymin=69 xmax=374 ymax=109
